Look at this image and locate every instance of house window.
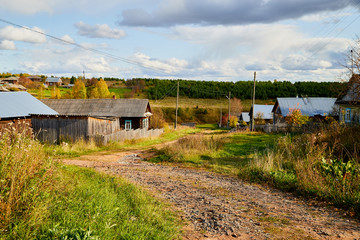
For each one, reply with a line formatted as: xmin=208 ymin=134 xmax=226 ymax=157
xmin=125 ymin=120 xmax=132 ymax=130
xmin=345 ymin=108 xmax=351 ymax=123
xmin=143 ymin=118 xmax=149 ymax=129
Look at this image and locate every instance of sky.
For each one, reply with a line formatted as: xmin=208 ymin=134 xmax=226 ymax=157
xmin=0 ymin=0 xmax=360 ymax=82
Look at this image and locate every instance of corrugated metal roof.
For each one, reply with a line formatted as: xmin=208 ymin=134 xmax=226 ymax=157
xmin=250 ymin=105 xmax=274 ymax=119
xmin=240 ymin=112 xmax=250 ymax=122
xmin=275 ymin=97 xmax=336 ymax=117
xmin=41 ymin=99 xmax=150 ymax=118
xmin=0 ymin=92 xmax=58 ymax=118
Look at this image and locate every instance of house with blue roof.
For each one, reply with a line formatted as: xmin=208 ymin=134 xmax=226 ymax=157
xmin=249 ymin=104 xmax=274 ymax=124
xmin=272 ymin=97 xmax=337 ymax=124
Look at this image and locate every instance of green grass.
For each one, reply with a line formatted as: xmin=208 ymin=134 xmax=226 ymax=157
xmin=150 ymin=132 xmax=282 ymax=175
xmin=46 ymin=127 xmax=201 ymax=158
xmin=150 ymin=97 xmax=274 ymax=111
xmin=7 ymin=165 xmax=180 ymax=239
xmin=28 ymin=88 xmax=71 ymax=99
xmin=108 ymin=88 xmax=132 ymax=98
xmin=1 ymin=126 xmax=181 ymax=239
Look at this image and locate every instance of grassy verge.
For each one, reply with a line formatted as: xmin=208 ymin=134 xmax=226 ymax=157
xmin=45 ymin=126 xmax=201 ymax=158
xmin=1 ymin=126 xmax=181 ymax=239
xmin=35 ymin=165 xmax=180 ymax=240
xmin=150 ymin=132 xmax=281 ymax=175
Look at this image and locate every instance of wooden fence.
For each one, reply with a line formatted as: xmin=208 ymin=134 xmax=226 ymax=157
xmin=95 ymin=128 xmax=164 ymax=145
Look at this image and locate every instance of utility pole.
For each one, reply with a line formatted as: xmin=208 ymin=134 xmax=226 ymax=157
xmin=251 ymin=72 xmax=256 ymax=131
xmin=219 ymin=102 xmax=222 ymax=128
xmin=351 ymin=49 xmax=354 ymax=75
xmin=175 ymin=80 xmax=179 ymax=129
xmin=227 ymin=92 xmax=231 ymax=128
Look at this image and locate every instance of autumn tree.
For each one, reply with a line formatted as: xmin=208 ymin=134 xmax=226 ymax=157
xmin=50 ymin=86 xmax=61 ymax=99
xmin=96 ymin=78 xmax=110 ymax=98
xmin=229 ymin=116 xmax=238 ymax=128
xmin=286 ymin=108 xmax=309 ymax=125
xmin=230 ymin=97 xmax=243 ymax=116
xmin=72 ymin=79 xmax=87 ymax=99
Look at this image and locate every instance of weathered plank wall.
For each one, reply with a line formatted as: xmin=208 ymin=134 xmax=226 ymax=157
xmin=32 ymin=116 xmax=120 ymax=144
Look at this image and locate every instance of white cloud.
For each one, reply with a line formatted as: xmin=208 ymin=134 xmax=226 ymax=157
xmin=0 ymin=25 xmax=46 ymax=44
xmin=75 ymin=21 xmax=126 ymax=39
xmin=60 ymin=35 xmax=75 ymax=44
xmin=0 ymin=40 xmax=16 ymax=50
xmin=130 ymin=52 xmax=188 ymax=74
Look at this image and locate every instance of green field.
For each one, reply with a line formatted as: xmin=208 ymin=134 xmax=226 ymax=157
xmin=150 ymin=97 xmax=274 ymax=112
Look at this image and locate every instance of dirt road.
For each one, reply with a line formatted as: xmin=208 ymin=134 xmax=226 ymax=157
xmin=62 ymin=150 xmax=360 ymax=239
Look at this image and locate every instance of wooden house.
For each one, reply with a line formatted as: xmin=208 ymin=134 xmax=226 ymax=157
xmin=45 ymin=77 xmax=62 ymax=86
xmin=28 ymin=75 xmax=42 ymax=82
xmin=249 ymin=105 xmax=274 ymax=124
xmin=41 ymin=99 xmax=152 ymax=130
xmin=2 ymin=77 xmax=19 ymax=84
xmin=272 ymin=97 xmax=337 ymax=123
xmin=35 ymin=99 xmax=153 ymax=144
xmin=336 ymin=74 xmax=360 ymax=123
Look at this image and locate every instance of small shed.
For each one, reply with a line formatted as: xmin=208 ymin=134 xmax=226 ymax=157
xmin=249 ymin=105 xmax=274 ymax=124
xmin=32 ymin=115 xmax=120 ymax=143
xmin=272 ymin=97 xmax=337 ymax=123
xmin=45 ymin=77 xmax=63 ymax=86
xmin=336 ymin=74 xmax=360 ymax=123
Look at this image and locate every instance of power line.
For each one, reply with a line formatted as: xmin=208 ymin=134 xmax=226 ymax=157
xmin=0 ymin=18 xmax=173 ymax=76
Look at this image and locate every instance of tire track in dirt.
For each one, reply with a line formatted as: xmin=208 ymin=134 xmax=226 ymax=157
xmin=62 ymin=152 xmax=360 ymax=239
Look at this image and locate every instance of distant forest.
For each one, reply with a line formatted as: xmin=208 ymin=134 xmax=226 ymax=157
xmin=138 ymin=79 xmax=346 ymax=100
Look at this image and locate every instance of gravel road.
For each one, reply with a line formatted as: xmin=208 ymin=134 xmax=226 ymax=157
xmin=62 ymin=151 xmax=360 ymax=239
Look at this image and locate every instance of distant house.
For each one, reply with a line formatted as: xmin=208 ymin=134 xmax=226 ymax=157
xmin=2 ymin=77 xmax=19 ymax=84
xmin=34 ymin=99 xmax=155 ymax=144
xmin=28 ymin=75 xmax=42 ymax=82
xmin=239 ymin=112 xmax=250 ymax=123
xmin=45 ymin=77 xmax=62 ymax=86
xmin=0 ymin=92 xmax=58 ymax=128
xmin=336 ymin=74 xmax=360 ymax=123
xmin=249 ymin=105 xmax=274 ymax=124
xmin=272 ymin=97 xmax=337 ymax=123
xmin=5 ymin=83 xmax=28 ymax=91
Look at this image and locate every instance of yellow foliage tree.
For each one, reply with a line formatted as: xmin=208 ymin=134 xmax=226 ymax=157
xmin=230 ymin=116 xmax=238 ymax=128
xmin=96 ymin=78 xmax=110 ymax=98
xmin=50 ymin=86 xmax=61 ymax=99
xmin=286 ymin=108 xmax=309 ymax=125
xmin=72 ymin=79 xmax=87 ymax=99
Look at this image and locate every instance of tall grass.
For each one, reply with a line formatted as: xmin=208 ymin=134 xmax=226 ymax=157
xmin=244 ymin=124 xmax=360 ymax=215
xmin=0 ymin=123 xmax=54 ymax=236
xmin=1 ymin=125 xmax=181 ymax=239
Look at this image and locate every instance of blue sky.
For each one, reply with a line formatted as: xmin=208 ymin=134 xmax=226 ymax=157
xmin=0 ymin=0 xmax=359 ymax=82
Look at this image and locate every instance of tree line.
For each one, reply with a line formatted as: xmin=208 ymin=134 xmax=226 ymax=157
xmin=144 ymin=79 xmax=345 ymax=100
